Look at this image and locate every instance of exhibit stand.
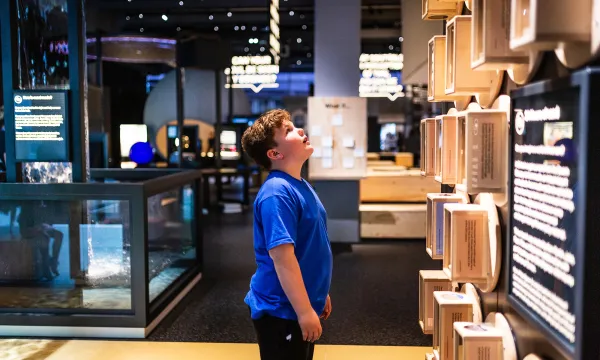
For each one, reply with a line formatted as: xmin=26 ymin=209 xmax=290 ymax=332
xmin=416 ymin=0 xmax=600 ymax=359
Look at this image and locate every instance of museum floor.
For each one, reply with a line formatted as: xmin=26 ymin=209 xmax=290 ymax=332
xmin=0 ymin=202 xmax=441 ymax=358
xmin=0 ymin=339 xmax=432 ymax=359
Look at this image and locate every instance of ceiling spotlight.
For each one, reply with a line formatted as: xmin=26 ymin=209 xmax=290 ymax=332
xmin=227 ymin=11 xmax=232 ymax=17
xmin=209 ymin=14 xmax=213 ymax=20
xmin=399 ymin=36 xmax=404 ymax=42
xmin=177 ymin=27 xmax=181 ymax=31
xmin=302 ymin=25 xmax=307 ymax=30
xmin=128 ymin=0 xmax=131 ymax=2
xmin=140 ymin=28 xmax=144 ymax=32
xmin=162 ymin=14 xmax=168 ymax=21
xmin=214 ymin=26 xmax=219 ymax=31
xmin=296 ymin=60 xmax=302 ymax=65
xmin=300 ymin=14 xmax=305 ymax=19
xmin=241 ymin=25 xmax=246 ymax=30
xmin=289 ymin=10 xmax=295 ymax=16
xmin=297 ymin=38 xmax=302 ymax=43
xmin=234 ymin=26 xmax=239 ymax=31
xmin=245 ymin=47 xmax=249 ymax=52
xmin=260 ymin=46 xmax=265 ymax=52
xmin=179 ymin=1 xmax=184 ymax=5
xmin=389 ymin=45 xmax=394 ymax=50
xmin=252 ymin=26 xmax=257 ymax=31
xmin=126 ymin=16 xmax=130 ymax=20
xmin=139 ymin=13 xmax=143 ymax=19
xmin=307 ymin=52 xmax=312 ymax=58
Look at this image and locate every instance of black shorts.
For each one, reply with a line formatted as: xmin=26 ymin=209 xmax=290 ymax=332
xmin=252 ymin=313 xmax=315 ymax=360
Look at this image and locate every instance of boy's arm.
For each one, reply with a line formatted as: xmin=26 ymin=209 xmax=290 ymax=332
xmin=261 ymin=194 xmax=322 ymax=342
xmin=269 ymin=244 xmax=322 ymax=342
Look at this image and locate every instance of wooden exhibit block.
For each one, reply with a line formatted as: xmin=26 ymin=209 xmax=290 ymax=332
xmin=426 ymin=193 xmax=466 ymax=259
xmin=455 ymin=110 xmax=508 ymax=194
xmin=308 ymin=97 xmax=367 ymax=180
xmin=433 ymin=292 xmax=475 ymax=360
xmin=428 ymin=36 xmax=469 ymax=103
xmin=422 ymin=0 xmax=463 ymax=20
xmin=454 ymin=322 xmax=504 ymax=360
xmin=445 ymin=16 xmax=497 ymax=96
xmin=419 ymin=270 xmax=452 ymax=334
xmin=471 ymin=0 xmax=529 ymax=70
xmin=395 ymin=152 xmax=414 ymax=167
xmin=510 ymin=0 xmax=592 ymax=51
xmin=421 ymin=118 xmax=437 ymax=177
xmin=443 ymin=204 xmax=490 ymax=284
xmin=434 ymin=114 xmax=459 ymax=185
xmin=360 ymin=169 xmax=440 ymax=203
xmin=360 ymin=204 xmax=426 ymax=239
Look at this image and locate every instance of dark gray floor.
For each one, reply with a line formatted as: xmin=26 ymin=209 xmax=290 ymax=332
xmin=149 ymin=210 xmax=441 ymax=346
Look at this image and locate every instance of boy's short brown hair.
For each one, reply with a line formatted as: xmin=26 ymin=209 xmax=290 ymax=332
xmin=241 ymin=109 xmax=290 ymax=169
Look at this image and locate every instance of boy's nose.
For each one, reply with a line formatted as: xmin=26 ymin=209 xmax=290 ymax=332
xmin=298 ymin=128 xmax=305 ymax=136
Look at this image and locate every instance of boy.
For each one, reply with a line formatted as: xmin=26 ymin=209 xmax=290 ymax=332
xmin=241 ymin=109 xmax=333 ymax=360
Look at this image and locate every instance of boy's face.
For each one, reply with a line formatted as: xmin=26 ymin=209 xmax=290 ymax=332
xmin=268 ymin=120 xmax=313 ymax=164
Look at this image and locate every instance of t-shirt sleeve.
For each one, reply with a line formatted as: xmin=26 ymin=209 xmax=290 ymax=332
xmin=260 ymin=194 xmax=298 ymax=251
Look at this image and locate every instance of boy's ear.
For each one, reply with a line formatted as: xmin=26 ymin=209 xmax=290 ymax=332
xmin=267 ymin=149 xmax=282 ymax=160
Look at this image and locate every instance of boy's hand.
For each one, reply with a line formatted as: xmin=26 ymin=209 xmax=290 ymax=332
xmin=298 ymin=309 xmax=322 ymax=342
xmin=320 ymin=295 xmax=332 ymax=320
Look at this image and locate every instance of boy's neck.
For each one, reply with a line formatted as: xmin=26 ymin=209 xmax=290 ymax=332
xmin=271 ymin=162 xmax=304 ymax=180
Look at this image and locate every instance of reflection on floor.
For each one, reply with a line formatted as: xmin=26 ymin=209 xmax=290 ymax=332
xmin=0 ymin=339 xmax=432 ymax=360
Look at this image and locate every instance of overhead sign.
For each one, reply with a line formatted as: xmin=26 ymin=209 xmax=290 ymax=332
xmin=359 ymin=53 xmax=404 ymax=101
xmin=13 ymin=90 xmax=70 ymax=162
xmin=225 ymin=55 xmax=279 ymax=93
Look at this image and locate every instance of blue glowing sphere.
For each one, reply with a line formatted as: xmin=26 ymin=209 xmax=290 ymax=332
xmin=130 ymin=142 xmax=154 ymax=164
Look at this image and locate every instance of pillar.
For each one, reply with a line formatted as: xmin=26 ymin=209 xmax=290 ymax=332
xmin=312 ymin=0 xmax=362 ymax=244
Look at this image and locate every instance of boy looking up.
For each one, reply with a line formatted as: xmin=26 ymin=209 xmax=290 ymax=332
xmin=241 ymin=109 xmax=333 ymax=360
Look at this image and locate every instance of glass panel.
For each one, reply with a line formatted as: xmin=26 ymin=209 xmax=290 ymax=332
xmin=0 ymin=199 xmax=132 ymax=310
xmin=147 ymin=184 xmax=196 ymax=303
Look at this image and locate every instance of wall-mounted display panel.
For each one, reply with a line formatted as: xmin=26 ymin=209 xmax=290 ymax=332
xmin=453 ymin=322 xmax=504 ymax=360
xmin=445 ymin=16 xmax=499 ymax=97
xmin=471 ymin=0 xmax=529 ymax=71
xmin=422 ymin=0 xmax=463 ymax=20
xmin=455 ymin=110 xmax=508 ymax=194
xmin=428 ymin=36 xmax=471 ymax=104
xmin=433 ymin=291 xmax=475 ymax=360
xmin=308 ymin=97 xmax=367 ymax=180
xmin=435 ymin=114 xmax=459 ymax=185
xmin=426 ymin=193 xmax=467 ymax=259
xmin=443 ymin=203 xmax=490 ymax=284
xmin=421 ymin=118 xmax=437 ymax=177
xmin=13 ymin=90 xmax=70 ymax=162
xmin=510 ymin=0 xmax=592 ymax=52
xmin=419 ymin=270 xmax=452 ymax=334
xmin=508 ymin=68 xmax=600 ymax=360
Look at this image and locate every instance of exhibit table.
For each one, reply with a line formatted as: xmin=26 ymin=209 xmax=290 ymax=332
xmin=0 ymin=169 xmax=204 ymax=338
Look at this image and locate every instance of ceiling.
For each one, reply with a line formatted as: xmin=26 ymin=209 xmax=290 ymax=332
xmin=86 ymin=0 xmax=402 ymax=72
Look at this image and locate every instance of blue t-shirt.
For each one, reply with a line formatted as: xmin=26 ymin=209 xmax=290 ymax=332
xmin=245 ymin=170 xmax=333 ymax=320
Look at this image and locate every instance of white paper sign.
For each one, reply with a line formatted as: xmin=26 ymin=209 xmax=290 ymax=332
xmin=353 ymin=147 xmax=365 ymax=157
xmin=322 ymin=147 xmax=333 ymax=158
xmin=332 ymin=114 xmax=343 ymax=126
xmin=322 ymin=158 xmax=333 ymax=169
xmin=343 ymin=137 xmax=355 ymax=148
xmin=312 ymin=147 xmax=322 ymax=158
xmin=343 ymin=157 xmax=354 ymax=169
xmin=310 ymin=125 xmax=322 ymax=137
xmin=321 ymin=136 xmax=333 ymax=147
